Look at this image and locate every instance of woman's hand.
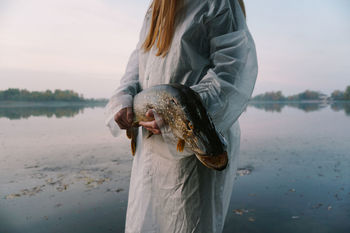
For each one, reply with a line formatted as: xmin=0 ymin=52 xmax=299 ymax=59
xmin=139 ymin=110 xmax=161 ymax=135
xmin=114 ymin=107 xmax=133 ymax=129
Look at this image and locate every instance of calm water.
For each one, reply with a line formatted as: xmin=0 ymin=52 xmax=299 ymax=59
xmin=0 ymin=102 xmax=349 ymax=233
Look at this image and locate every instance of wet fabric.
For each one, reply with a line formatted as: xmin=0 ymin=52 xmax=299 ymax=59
xmin=105 ymin=0 xmax=258 ymax=232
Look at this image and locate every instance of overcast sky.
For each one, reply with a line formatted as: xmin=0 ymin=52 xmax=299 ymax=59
xmin=0 ymin=0 xmax=349 ymax=98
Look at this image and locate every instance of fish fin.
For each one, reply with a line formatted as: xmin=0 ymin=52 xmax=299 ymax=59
xmin=126 ymin=128 xmax=132 ymax=139
xmin=176 ymin=139 xmax=185 ymax=152
xmin=195 ymin=152 xmax=228 ymax=171
xmin=131 ymin=137 xmax=136 ymax=156
xmin=146 ymin=131 xmax=153 ymax=139
xmin=129 ymin=127 xmax=138 ymax=156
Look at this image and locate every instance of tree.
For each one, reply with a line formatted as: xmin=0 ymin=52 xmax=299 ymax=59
xmin=252 ymin=91 xmax=286 ymax=101
xmin=287 ymin=90 xmax=324 ymax=101
xmin=0 ymin=88 xmax=85 ymax=102
xmin=331 ymin=90 xmax=344 ymax=101
xmin=344 ymin=86 xmax=350 ymax=100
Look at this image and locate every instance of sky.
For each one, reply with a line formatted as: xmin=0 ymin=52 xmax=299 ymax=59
xmin=0 ymin=0 xmax=349 ymax=98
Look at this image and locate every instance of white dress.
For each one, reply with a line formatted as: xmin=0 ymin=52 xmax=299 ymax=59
xmin=105 ymin=0 xmax=258 ymax=232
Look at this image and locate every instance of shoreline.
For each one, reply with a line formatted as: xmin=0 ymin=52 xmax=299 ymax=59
xmin=0 ymin=101 xmax=107 ymax=108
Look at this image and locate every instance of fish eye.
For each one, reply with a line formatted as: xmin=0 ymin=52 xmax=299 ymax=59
xmin=187 ymin=121 xmax=193 ymax=130
xmin=171 ymin=98 xmax=178 ymax=105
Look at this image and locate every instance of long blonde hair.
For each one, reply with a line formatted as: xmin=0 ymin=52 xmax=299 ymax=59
xmin=142 ymin=0 xmax=246 ymax=57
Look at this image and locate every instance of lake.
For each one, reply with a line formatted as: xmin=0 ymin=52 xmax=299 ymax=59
xmin=0 ymin=102 xmax=349 ymax=233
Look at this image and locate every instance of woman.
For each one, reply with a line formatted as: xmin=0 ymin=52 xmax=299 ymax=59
xmin=105 ymin=0 xmax=258 ymax=232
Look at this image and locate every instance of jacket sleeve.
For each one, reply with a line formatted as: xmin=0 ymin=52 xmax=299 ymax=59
xmin=190 ymin=0 xmax=258 ymax=133
xmin=104 ymin=9 xmax=150 ymax=136
xmin=105 ymin=48 xmax=140 ymax=136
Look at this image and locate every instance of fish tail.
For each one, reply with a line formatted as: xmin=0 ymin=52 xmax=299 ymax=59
xmin=126 ymin=127 xmax=138 ymax=156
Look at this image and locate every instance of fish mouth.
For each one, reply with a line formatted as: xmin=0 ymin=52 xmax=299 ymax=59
xmin=195 ymin=151 xmax=228 ymax=171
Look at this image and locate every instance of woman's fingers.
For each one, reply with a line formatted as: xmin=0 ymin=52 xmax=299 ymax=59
xmin=145 ymin=109 xmax=154 ymax=118
xmin=150 ymin=128 xmax=161 ymax=134
xmin=116 ymin=117 xmax=128 ymax=129
xmin=114 ymin=107 xmax=133 ymax=129
xmin=116 ymin=108 xmax=160 ymax=134
xmin=139 ymin=120 xmax=161 ymax=135
xmin=139 ymin=120 xmax=158 ymax=129
xmin=143 ymin=126 xmax=161 ymax=135
xmin=140 ymin=109 xmax=161 ymax=134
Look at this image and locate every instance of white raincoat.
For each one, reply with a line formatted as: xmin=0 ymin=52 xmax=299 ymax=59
xmin=105 ymin=0 xmax=258 ymax=232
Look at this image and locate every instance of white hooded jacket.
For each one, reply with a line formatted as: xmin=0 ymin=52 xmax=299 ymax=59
xmin=105 ymin=0 xmax=258 ymax=232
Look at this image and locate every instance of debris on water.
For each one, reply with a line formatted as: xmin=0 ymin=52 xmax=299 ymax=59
xmin=236 ymin=167 xmax=253 ymax=176
xmin=248 ymin=217 xmax=255 ymax=222
xmin=5 ymin=185 xmax=45 ymax=199
xmin=21 ymin=185 xmax=45 ymax=196
xmin=75 ymin=170 xmax=110 ymax=189
xmin=311 ymin=203 xmax=323 ymax=209
xmin=291 ymin=216 xmax=300 ymax=219
xmin=24 ymin=165 xmax=40 ymax=169
xmin=249 ymin=193 xmax=256 ymax=197
xmin=116 ymin=188 xmax=124 ymax=193
xmin=40 ymin=166 xmax=63 ymax=172
xmin=327 ymin=205 xmax=332 ymax=210
xmin=5 ymin=193 xmax=21 ymax=199
xmin=5 ymin=168 xmax=113 ymax=199
xmin=83 ymin=177 xmax=109 ymax=188
xmin=334 ymin=193 xmax=342 ymax=201
xmin=233 ymin=208 xmax=249 ymax=215
xmin=56 ymin=184 xmax=69 ymax=192
xmin=31 ymin=173 xmax=47 ymax=179
xmin=57 ymin=173 xmax=65 ymax=178
xmin=289 ymin=188 xmax=296 ymax=192
xmin=45 ymin=178 xmax=62 ymax=185
xmin=234 ymin=209 xmax=243 ymax=215
xmin=55 ymin=203 xmax=63 ymax=208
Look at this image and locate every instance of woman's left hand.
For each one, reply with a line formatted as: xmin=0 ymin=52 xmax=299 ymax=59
xmin=138 ymin=109 xmax=161 ymax=135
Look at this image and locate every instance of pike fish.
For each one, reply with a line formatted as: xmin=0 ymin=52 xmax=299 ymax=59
xmin=126 ymin=83 xmax=228 ymax=171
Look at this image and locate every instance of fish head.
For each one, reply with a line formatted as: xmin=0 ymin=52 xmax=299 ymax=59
xmin=169 ymin=84 xmax=227 ymax=157
xmin=181 ymin=113 xmax=227 ymax=156
xmin=178 ymin=109 xmax=228 ymax=171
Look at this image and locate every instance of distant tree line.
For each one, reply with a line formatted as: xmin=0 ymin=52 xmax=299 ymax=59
xmin=252 ymin=86 xmax=350 ymax=102
xmin=0 ymin=88 xmax=106 ymax=102
xmin=331 ymin=86 xmax=350 ymax=101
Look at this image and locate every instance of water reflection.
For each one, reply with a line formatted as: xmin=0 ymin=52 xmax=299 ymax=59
xmin=248 ymin=103 xmax=285 ymax=112
xmin=330 ymin=102 xmax=350 ymax=116
xmin=249 ymin=102 xmax=350 ymax=115
xmin=0 ymin=104 xmax=105 ymax=120
xmin=1 ymin=102 xmax=350 ymax=120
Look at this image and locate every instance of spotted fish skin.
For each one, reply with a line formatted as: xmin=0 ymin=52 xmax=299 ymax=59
xmin=128 ymin=83 xmax=228 ymax=171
